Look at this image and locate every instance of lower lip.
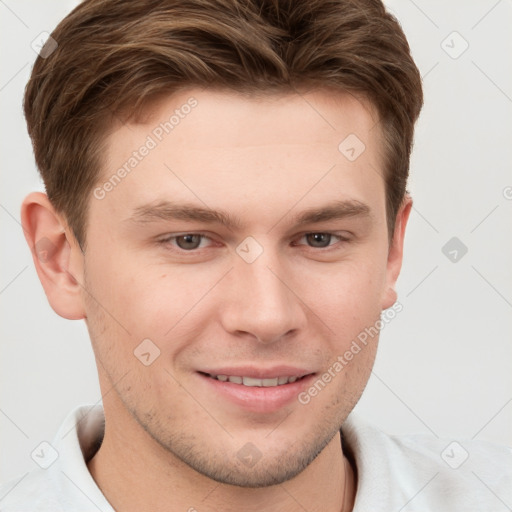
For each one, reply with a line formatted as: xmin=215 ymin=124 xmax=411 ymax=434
xmin=197 ymin=373 xmax=315 ymax=413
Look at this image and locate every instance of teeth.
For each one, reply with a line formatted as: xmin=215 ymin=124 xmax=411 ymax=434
xmin=209 ymin=374 xmax=302 ymax=387
xmin=243 ymin=376 xmax=264 ymax=387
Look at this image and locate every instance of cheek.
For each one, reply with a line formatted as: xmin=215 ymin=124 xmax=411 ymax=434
xmin=129 ymin=267 xmax=224 ymax=340
xmin=297 ymin=257 xmax=386 ymax=330
xmin=86 ymin=250 xmax=172 ymax=327
xmin=84 ymin=252 xmax=218 ymax=360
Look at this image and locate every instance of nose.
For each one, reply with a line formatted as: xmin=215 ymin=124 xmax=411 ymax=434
xmin=219 ymin=250 xmax=307 ymax=344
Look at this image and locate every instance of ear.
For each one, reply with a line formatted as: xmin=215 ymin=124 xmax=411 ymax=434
xmin=381 ymin=194 xmax=412 ymax=310
xmin=21 ymin=192 xmax=86 ymax=320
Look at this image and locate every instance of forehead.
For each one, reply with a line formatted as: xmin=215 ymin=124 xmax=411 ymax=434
xmin=134 ymin=87 xmax=379 ymax=148
xmin=95 ymin=88 xmax=385 ymax=230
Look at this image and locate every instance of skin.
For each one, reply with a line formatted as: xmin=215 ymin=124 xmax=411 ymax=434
xmin=22 ymin=88 xmax=411 ymax=512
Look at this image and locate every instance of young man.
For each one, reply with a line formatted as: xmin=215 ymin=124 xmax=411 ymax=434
xmin=1 ymin=0 xmax=510 ymax=510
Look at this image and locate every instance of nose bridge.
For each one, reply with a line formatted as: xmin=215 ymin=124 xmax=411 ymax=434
xmin=220 ymin=245 xmax=305 ymax=343
xmin=243 ymin=260 xmax=287 ymax=311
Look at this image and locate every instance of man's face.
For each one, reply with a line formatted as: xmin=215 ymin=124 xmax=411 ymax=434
xmin=81 ymin=88 xmax=400 ymax=486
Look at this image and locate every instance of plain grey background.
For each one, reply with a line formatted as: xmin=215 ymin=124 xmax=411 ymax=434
xmin=1 ymin=0 xmax=511 ymax=485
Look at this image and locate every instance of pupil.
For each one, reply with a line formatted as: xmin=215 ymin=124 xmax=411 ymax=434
xmin=177 ymin=234 xmax=201 ymax=250
xmin=307 ymin=233 xmax=331 ymax=247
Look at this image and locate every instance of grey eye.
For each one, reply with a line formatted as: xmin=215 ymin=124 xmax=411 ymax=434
xmin=305 ymin=233 xmax=332 ymax=248
xmin=175 ymin=234 xmax=203 ymax=250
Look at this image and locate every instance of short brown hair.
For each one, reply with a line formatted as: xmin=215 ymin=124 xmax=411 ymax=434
xmin=24 ymin=0 xmax=422 ymax=247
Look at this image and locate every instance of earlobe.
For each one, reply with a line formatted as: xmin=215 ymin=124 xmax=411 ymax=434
xmin=21 ymin=192 xmax=86 ymax=320
xmin=382 ymin=195 xmax=412 ymax=310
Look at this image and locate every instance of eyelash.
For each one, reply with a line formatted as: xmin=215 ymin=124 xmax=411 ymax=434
xmin=158 ymin=232 xmax=350 ymax=252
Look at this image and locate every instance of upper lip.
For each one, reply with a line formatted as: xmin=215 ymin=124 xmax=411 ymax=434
xmin=198 ymin=366 xmax=314 ymax=379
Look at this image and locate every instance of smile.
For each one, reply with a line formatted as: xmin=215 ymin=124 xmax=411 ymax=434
xmin=206 ymin=374 xmax=307 ymax=387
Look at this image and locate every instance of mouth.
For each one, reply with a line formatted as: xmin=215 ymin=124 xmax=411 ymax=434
xmin=200 ymin=372 xmax=310 ymax=387
xmin=196 ymin=368 xmax=316 ymax=413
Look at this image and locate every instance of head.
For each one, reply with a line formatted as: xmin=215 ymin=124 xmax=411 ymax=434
xmin=22 ymin=0 xmax=422 ymax=487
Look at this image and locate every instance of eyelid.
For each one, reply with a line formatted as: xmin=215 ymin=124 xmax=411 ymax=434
xmin=157 ymin=230 xmax=351 ymax=252
xmin=158 ymin=232 xmax=215 ymax=250
xmin=293 ymin=232 xmax=350 ymax=248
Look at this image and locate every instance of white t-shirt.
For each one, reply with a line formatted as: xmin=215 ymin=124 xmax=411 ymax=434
xmin=0 ymin=404 xmax=510 ymax=511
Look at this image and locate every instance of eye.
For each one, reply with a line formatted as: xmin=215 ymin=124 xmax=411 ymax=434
xmin=161 ymin=234 xmax=211 ymax=251
xmin=296 ymin=233 xmax=346 ymax=248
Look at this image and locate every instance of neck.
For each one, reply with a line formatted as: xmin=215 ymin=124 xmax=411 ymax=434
xmin=87 ymin=407 xmax=355 ymax=512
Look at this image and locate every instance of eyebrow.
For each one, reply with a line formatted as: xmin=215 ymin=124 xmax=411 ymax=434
xmin=127 ymin=199 xmax=372 ymax=230
xmin=294 ymin=200 xmax=371 ymax=225
xmin=128 ymin=201 xmax=243 ymax=230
